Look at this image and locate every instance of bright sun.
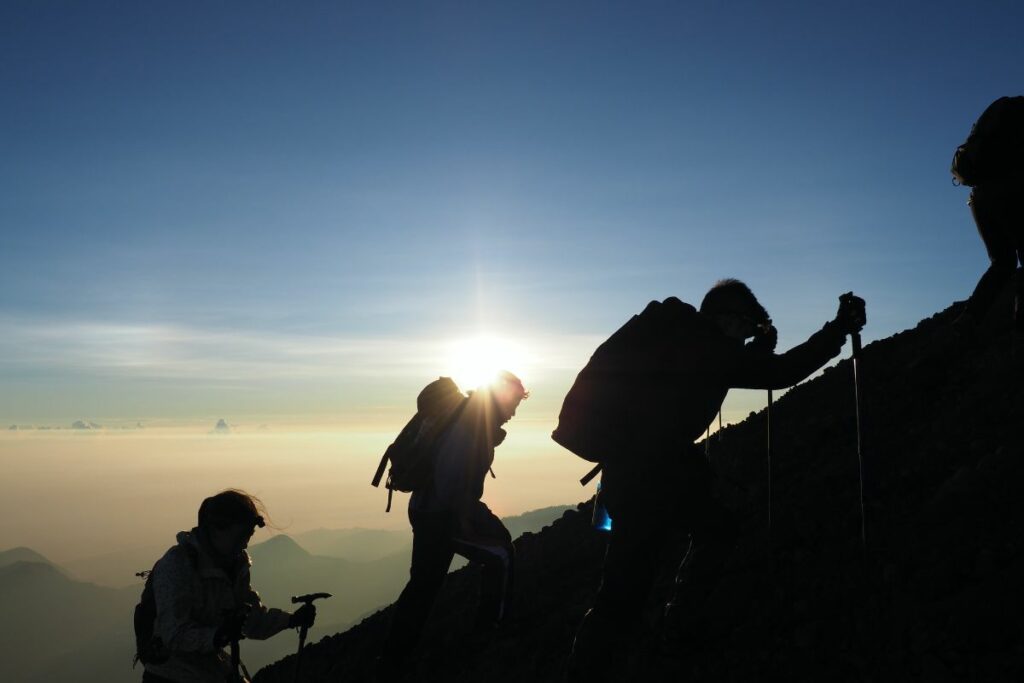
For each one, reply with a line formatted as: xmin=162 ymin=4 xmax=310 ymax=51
xmin=442 ymin=335 xmax=531 ymax=391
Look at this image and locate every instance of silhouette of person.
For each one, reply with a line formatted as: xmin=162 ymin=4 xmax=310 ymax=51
xmin=138 ymin=490 xmax=316 ymax=683
xmin=378 ymin=371 xmax=528 ymax=682
xmin=953 ymin=96 xmax=1024 ymax=340
xmin=556 ymin=280 xmax=865 ymax=682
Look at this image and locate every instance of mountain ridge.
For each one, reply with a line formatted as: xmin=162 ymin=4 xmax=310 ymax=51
xmin=255 ymin=300 xmax=1024 ymax=682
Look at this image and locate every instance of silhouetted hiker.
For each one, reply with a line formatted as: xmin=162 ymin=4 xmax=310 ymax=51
xmin=377 ymin=372 xmax=528 ymax=682
xmin=951 ymin=96 xmax=1024 ymax=347
xmin=554 ymin=280 xmax=866 ymax=681
xmin=134 ymin=490 xmax=316 ymax=683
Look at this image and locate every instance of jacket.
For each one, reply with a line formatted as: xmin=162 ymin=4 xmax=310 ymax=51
xmin=410 ymin=390 xmax=504 ymax=520
xmin=144 ymin=529 xmax=291 ymax=683
xmin=553 ymin=296 xmax=847 ymax=463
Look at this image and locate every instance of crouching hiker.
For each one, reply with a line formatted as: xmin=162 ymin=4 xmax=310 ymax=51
xmin=555 ymin=280 xmax=865 ymax=682
xmin=375 ymin=372 xmax=528 ymax=681
xmin=134 ymin=490 xmax=316 ymax=683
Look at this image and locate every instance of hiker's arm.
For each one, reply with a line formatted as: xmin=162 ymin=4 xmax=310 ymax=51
xmin=239 ymin=569 xmax=291 ymax=640
xmin=152 ymin=549 xmax=219 ymax=653
xmin=727 ymin=320 xmax=846 ymax=390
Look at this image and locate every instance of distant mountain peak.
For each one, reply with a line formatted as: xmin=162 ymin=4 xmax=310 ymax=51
xmin=251 ymin=534 xmax=309 ymax=560
xmin=0 ymin=546 xmax=53 ymax=569
xmin=0 ymin=559 xmax=65 ymax=584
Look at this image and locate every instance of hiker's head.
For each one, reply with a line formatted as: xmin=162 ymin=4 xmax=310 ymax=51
xmin=700 ymin=279 xmax=771 ymax=341
xmin=198 ymin=489 xmax=268 ymax=558
xmin=489 ymin=370 xmax=528 ymax=424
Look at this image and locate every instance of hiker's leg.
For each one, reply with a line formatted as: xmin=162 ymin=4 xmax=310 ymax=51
xmin=452 ymin=503 xmax=515 ymax=627
xmin=568 ymin=511 xmax=662 ymax=682
xmin=963 ymin=187 xmax=1017 ymax=324
xmin=381 ymin=517 xmax=455 ymax=662
xmin=665 ymin=449 xmax=738 ymax=632
xmin=453 ymin=538 xmax=514 ymax=627
xmin=679 ymin=453 xmax=738 ymax=586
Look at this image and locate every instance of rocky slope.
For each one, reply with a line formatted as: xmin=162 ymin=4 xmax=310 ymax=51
xmin=256 ymin=300 xmax=1023 ymax=683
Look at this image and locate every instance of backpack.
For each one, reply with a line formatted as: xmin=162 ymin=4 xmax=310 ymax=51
xmin=952 ymin=95 xmax=1024 ymax=187
xmin=371 ymin=377 xmax=468 ymax=511
xmin=552 ymin=298 xmax=700 ymax=485
xmin=133 ymin=544 xmax=199 ymax=667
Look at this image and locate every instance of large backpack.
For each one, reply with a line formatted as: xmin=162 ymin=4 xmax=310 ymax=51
xmin=133 ymin=544 xmax=199 ymax=667
xmin=951 ymin=95 xmax=1024 ymax=187
xmin=552 ymin=297 xmax=700 ymax=485
xmin=371 ymin=377 xmax=468 ymax=511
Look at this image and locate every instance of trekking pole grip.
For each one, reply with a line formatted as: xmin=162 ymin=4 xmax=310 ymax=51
xmin=850 ymin=331 xmax=863 ymax=358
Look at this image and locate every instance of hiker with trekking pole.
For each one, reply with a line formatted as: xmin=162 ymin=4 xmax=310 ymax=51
xmin=374 ymin=372 xmax=528 ymax=683
xmin=133 ymin=490 xmax=318 ymax=683
xmin=553 ymin=279 xmax=866 ymax=683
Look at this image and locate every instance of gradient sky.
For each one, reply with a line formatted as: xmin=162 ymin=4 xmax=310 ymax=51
xmin=2 ymin=0 xmax=1023 ymax=427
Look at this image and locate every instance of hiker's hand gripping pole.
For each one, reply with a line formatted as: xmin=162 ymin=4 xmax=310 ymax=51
xmin=290 ymin=592 xmax=331 ymax=683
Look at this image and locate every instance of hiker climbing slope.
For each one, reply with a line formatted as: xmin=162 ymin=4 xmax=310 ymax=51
xmin=134 ymin=490 xmax=316 ymax=683
xmin=951 ymin=95 xmax=1024 ymax=344
xmin=554 ymin=280 xmax=865 ymax=682
xmin=377 ymin=372 xmax=528 ymax=682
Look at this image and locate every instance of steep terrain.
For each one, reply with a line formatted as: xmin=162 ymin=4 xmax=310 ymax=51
xmin=256 ymin=302 xmax=1023 ymax=683
xmin=242 ymin=506 xmax=573 ymax=672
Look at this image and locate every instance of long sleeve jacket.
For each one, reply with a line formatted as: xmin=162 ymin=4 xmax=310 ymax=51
xmin=553 ymin=297 xmax=847 ymax=462
xmin=144 ymin=529 xmax=291 ymax=683
xmin=409 ymin=392 xmax=502 ymax=520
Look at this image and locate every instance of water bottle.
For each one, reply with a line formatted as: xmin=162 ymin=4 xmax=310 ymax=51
xmin=591 ymin=479 xmax=613 ymax=532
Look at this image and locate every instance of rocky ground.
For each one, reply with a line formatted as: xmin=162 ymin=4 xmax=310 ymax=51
xmin=256 ymin=298 xmax=1023 ymax=683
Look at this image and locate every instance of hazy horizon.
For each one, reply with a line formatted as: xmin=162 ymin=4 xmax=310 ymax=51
xmin=0 ymin=421 xmax=594 ymax=568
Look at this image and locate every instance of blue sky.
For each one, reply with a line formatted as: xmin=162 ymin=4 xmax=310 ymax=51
xmin=2 ymin=0 xmax=1022 ymax=423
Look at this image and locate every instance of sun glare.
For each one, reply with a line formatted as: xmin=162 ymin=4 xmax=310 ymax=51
xmin=443 ymin=335 xmax=531 ymax=392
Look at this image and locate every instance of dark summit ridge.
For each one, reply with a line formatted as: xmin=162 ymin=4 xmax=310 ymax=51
xmin=256 ymin=302 xmax=1023 ymax=682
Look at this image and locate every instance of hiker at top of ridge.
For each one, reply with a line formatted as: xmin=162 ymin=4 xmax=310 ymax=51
xmin=556 ymin=280 xmax=865 ymax=682
xmin=951 ymin=96 xmax=1024 ymax=341
xmin=135 ymin=490 xmax=316 ymax=683
xmin=377 ymin=371 xmax=528 ymax=682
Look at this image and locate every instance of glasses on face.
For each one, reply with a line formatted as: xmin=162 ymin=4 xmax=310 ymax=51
xmin=724 ymin=312 xmax=772 ymax=339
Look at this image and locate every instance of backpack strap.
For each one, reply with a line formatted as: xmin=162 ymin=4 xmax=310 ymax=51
xmin=371 ymin=451 xmax=389 ymax=488
xmin=580 ymin=463 xmax=603 ymax=487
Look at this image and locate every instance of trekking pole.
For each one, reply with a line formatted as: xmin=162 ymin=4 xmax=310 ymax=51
xmin=291 ymin=592 xmax=331 ymax=683
xmin=224 ymin=602 xmax=253 ymax=683
xmin=850 ymin=330 xmax=867 ymax=552
xmin=766 ymin=389 xmax=774 ymax=539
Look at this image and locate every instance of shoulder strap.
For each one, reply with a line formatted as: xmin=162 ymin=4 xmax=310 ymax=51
xmin=371 ymin=452 xmax=389 ymax=489
xmin=371 ymin=415 xmax=422 ymax=488
xmin=580 ymin=463 xmax=603 ymax=487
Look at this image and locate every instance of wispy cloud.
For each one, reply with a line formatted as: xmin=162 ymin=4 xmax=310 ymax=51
xmin=0 ymin=316 xmax=600 ymax=384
